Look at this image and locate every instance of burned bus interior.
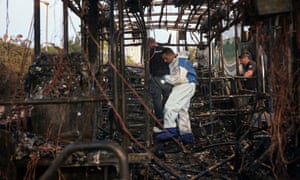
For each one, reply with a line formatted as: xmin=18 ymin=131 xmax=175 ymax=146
xmin=0 ymin=0 xmax=299 ymax=179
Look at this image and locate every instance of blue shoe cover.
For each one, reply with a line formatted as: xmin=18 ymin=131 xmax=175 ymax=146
xmin=178 ymin=133 xmax=195 ymax=144
xmin=156 ymin=128 xmax=178 ymax=141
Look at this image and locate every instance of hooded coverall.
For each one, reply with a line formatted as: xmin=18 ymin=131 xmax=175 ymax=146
xmin=162 ymin=56 xmax=197 ymax=135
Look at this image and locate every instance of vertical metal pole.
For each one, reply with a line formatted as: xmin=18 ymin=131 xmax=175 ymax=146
xmin=207 ymin=0 xmax=213 ymax=135
xmin=234 ymin=12 xmax=239 ymax=76
xmin=118 ymin=0 xmax=127 ymax=148
xmin=143 ymin=35 xmax=151 ymax=147
xmin=34 ymin=0 xmax=41 ymax=56
xmin=63 ymin=0 xmax=69 ymax=54
xmin=110 ymin=0 xmax=120 ymax=139
xmin=219 ymin=35 xmax=224 ymax=75
xmin=88 ymin=0 xmax=98 ymax=64
xmin=234 ymin=9 xmax=240 ymax=94
xmin=45 ymin=2 xmax=49 ymax=51
xmin=81 ymin=1 xmax=87 ymax=55
xmin=145 ymin=7 xmax=152 ymax=148
xmin=88 ymin=0 xmax=99 ymax=140
xmin=40 ymin=1 xmax=49 ymax=51
xmin=294 ymin=0 xmax=300 ymax=114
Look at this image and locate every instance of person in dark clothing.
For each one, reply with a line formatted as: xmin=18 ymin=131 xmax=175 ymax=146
xmin=239 ymin=50 xmax=257 ymax=90
xmin=148 ymin=38 xmax=172 ymax=132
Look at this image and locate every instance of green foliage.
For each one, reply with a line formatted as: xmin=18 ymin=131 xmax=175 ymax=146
xmin=126 ymin=55 xmax=137 ymax=65
xmin=69 ymin=37 xmax=81 ymax=53
xmin=0 ymin=36 xmax=135 ymax=79
xmin=223 ymin=38 xmax=236 ymax=62
xmin=0 ymin=40 xmax=33 ymax=77
xmin=188 ymin=47 xmax=197 ymax=63
xmin=40 ymin=37 xmax=81 ymax=54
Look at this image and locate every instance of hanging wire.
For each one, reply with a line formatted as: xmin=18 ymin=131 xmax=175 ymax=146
xmin=5 ymin=0 xmax=9 ymax=35
xmin=69 ymin=14 xmax=79 ymax=40
xmin=19 ymin=15 xmax=35 ymax=77
xmin=51 ymin=0 xmax=59 ymax=44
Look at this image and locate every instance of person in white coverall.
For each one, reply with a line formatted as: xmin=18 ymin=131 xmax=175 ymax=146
xmin=156 ymin=47 xmax=197 ymax=144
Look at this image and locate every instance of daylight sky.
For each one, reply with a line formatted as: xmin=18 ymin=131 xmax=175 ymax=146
xmin=0 ymin=0 xmax=234 ymax=48
xmin=0 ymin=0 xmax=80 ymax=47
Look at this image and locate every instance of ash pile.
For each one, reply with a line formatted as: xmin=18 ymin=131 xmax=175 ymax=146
xmin=0 ymin=52 xmax=139 ymax=179
xmin=25 ymin=53 xmax=95 ymax=99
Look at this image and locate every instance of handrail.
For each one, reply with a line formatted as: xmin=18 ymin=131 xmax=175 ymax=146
xmin=40 ymin=141 xmax=128 ymax=180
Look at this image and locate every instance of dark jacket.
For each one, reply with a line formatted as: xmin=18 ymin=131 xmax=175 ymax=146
xmin=243 ymin=59 xmax=257 ymax=90
xmin=149 ymin=46 xmax=169 ymax=77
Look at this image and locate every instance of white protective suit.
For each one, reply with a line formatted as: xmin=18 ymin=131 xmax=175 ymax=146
xmin=162 ymin=56 xmax=197 ymax=135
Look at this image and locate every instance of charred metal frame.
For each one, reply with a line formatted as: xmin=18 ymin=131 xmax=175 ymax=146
xmin=34 ymin=0 xmax=41 ymax=55
xmin=0 ymin=0 xmax=298 ymax=179
xmin=40 ymin=142 xmax=129 ymax=180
